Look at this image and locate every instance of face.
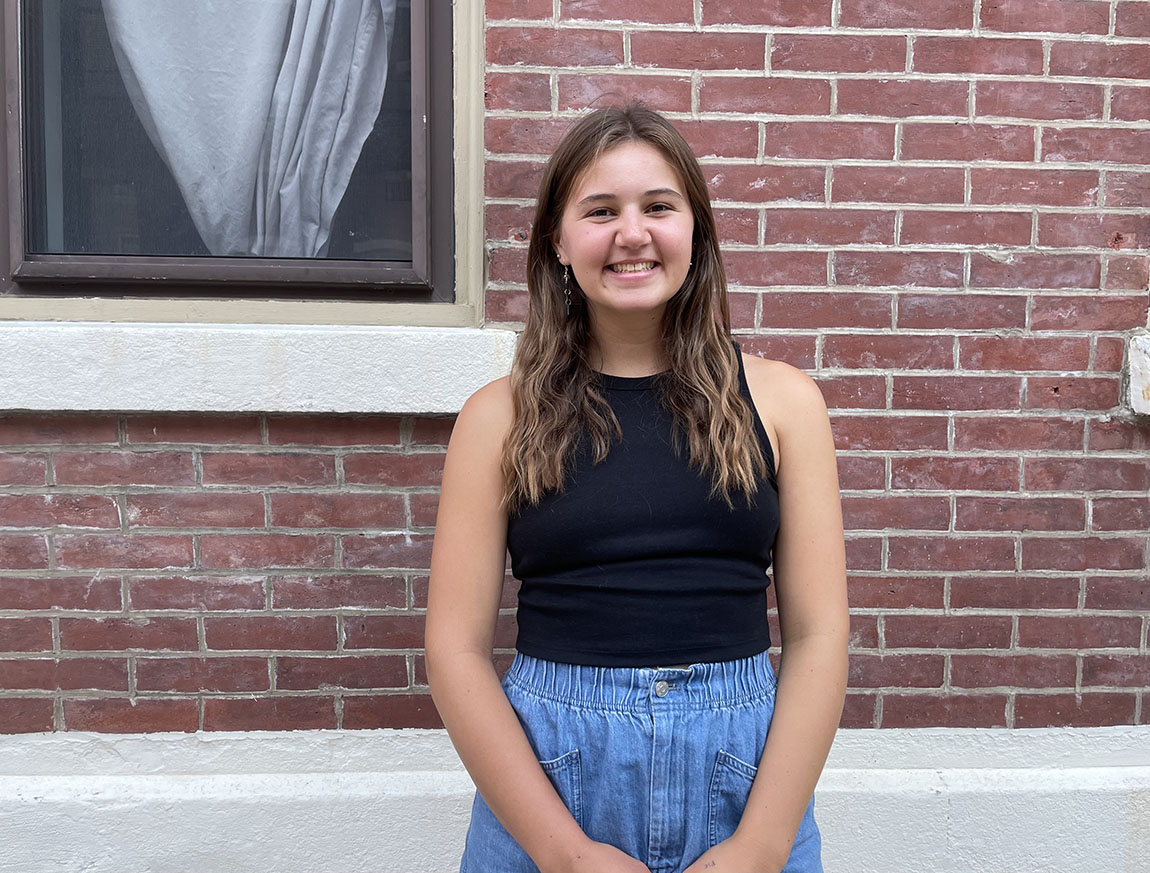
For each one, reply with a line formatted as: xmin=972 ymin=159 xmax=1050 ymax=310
xmin=553 ymin=141 xmax=695 ymax=326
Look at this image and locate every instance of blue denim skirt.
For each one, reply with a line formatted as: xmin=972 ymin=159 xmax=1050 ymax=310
xmin=459 ymin=651 xmax=822 ymax=873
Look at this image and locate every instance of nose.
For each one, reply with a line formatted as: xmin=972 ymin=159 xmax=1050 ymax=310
xmin=615 ymin=208 xmax=650 ymax=247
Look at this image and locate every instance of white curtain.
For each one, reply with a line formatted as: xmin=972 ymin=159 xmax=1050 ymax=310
xmin=100 ymin=0 xmax=398 ymax=257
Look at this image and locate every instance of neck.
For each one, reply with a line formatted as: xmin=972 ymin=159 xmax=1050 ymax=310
xmin=587 ymin=311 xmax=666 ymax=377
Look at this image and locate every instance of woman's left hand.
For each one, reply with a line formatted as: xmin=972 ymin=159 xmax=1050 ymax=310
xmin=681 ymin=835 xmax=782 ymax=873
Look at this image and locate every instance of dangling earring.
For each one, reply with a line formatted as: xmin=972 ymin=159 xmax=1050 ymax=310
xmin=563 ymin=265 xmax=571 ymax=314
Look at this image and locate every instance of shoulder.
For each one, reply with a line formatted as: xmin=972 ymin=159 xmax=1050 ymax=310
xmin=740 ymin=353 xmax=827 ymax=420
xmin=449 ymin=375 xmax=514 ymax=455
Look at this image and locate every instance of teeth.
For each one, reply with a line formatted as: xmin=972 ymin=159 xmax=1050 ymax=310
xmin=609 ymin=262 xmax=655 ymax=273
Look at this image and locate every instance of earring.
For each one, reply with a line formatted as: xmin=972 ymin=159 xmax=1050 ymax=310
xmin=563 ymin=265 xmax=571 ymax=314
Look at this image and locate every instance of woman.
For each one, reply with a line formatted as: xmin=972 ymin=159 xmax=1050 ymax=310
xmin=426 ymin=103 xmax=848 ymax=873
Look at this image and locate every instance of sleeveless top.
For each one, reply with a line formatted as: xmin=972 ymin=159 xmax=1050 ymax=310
xmin=506 ymin=347 xmax=779 ymax=666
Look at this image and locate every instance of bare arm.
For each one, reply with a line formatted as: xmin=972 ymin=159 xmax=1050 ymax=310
xmin=425 ymin=379 xmax=649 ymax=873
xmin=686 ymin=359 xmax=849 ymax=873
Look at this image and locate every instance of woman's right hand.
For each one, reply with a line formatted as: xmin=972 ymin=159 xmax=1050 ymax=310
xmin=551 ymin=838 xmax=652 ymax=873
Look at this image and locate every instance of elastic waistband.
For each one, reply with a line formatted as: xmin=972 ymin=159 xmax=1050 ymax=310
xmin=503 ymin=650 xmax=778 ymax=713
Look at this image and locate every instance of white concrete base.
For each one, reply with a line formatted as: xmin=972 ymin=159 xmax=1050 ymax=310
xmin=1 ymin=726 xmax=1148 ymax=873
xmin=1130 ymin=332 xmax=1150 ymax=415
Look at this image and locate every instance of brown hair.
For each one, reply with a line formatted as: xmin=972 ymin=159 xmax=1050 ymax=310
xmin=502 ymin=102 xmax=766 ymax=510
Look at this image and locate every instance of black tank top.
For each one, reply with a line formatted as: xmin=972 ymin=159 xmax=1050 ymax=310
xmin=506 ymin=347 xmax=779 ymax=666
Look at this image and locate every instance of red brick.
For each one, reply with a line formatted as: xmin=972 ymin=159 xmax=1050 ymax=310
xmin=342 ymin=452 xmax=445 ymax=486
xmin=0 ymin=575 xmax=121 ymax=611
xmin=838 ymin=79 xmax=968 ymax=118
xmin=977 ymin=81 xmax=1103 ymax=121
xmin=205 ymin=616 xmax=337 ymax=651
xmin=486 ymin=289 xmax=529 ymax=324
xmin=487 ymin=0 xmax=553 ymax=19
xmin=1111 ymin=86 xmax=1150 ymax=122
xmin=738 ymin=335 xmax=818 ymax=370
xmin=676 ymin=120 xmax=761 ymax=159
xmin=888 ymin=536 xmax=1016 ymax=571
xmin=0 ymin=415 xmax=117 ymax=445
xmin=714 ymin=208 xmax=759 ymax=246
xmin=1026 ymin=377 xmax=1119 ymax=412
xmin=56 ymin=535 xmax=193 ymax=570
xmin=848 ymin=576 xmax=945 ymax=609
xmin=981 ymin=0 xmax=1110 ymax=34
xmin=956 ymin=496 xmax=1085 ymax=531
xmin=703 ymin=0 xmax=832 ymax=25
xmin=0 ymin=618 xmax=53 ymax=652
xmin=839 ymin=692 xmax=878 ymax=728
xmin=343 ymin=614 xmax=429 ymax=650
xmin=699 ymin=77 xmax=830 ymax=115
xmin=912 ymin=37 xmax=1043 ymax=75
xmin=199 ymin=534 xmax=335 ymax=570
xmin=970 ymin=252 xmax=1100 ymax=290
xmin=559 ymin=74 xmax=693 ymax=112
xmin=951 ymin=654 xmax=1076 ymax=688
xmin=129 ymin=576 xmax=266 ymax=610
xmin=201 ymin=452 xmax=335 ymax=487
xmin=898 ymin=294 xmax=1027 ymax=329
xmin=728 ymin=292 xmax=756 ymax=329
xmin=486 ymin=202 xmax=534 ymax=243
xmin=0 ymin=658 xmax=127 ymax=691
xmin=0 ymin=495 xmax=119 ymax=529
xmin=1014 ymin=693 xmax=1136 ymax=728
xmin=1050 ymin=42 xmax=1150 ymax=79
xmin=955 ymin=416 xmax=1084 ymax=451
xmin=1031 ymin=295 xmax=1148 ymax=331
xmin=561 ymin=0 xmax=693 ymax=22
xmin=824 ymin=334 xmax=952 ymax=369
xmin=269 ymin=493 xmax=405 ymax=529
xmin=849 ymin=614 xmax=881 ymax=648
xmin=487 ymin=25 xmax=623 ymax=66
xmin=1081 ymin=654 xmax=1150 ymax=686
xmin=1018 ymin=615 xmax=1142 ymax=649
xmin=848 ymin=653 xmax=944 ymax=687
xmin=1088 ymin=419 xmax=1150 ymax=452
xmin=1093 ymin=497 xmax=1150 ymax=531
xmin=486 ymin=72 xmax=551 ymax=112
xmin=841 ymin=0 xmax=973 ymax=28
xmin=1020 ymin=536 xmax=1145 ymax=571
xmin=409 ymin=417 xmax=456 ymax=446
xmin=837 ymin=457 xmax=886 ymax=490
xmin=835 ymin=251 xmax=963 ymax=288
xmin=723 ymin=251 xmax=828 ymax=287
xmin=1025 ymin=457 xmax=1150 ymax=492
xmin=342 ymin=693 xmax=443 ymax=729
xmin=0 ymin=533 xmax=50 ymax=572
xmin=203 ymin=696 xmax=336 ymax=731
xmin=887 ymin=614 xmax=1013 ymax=649
xmin=271 ymin=574 xmax=405 ymax=610
xmin=950 ymin=576 xmax=1080 ymax=609
xmin=277 ymin=655 xmax=408 ymax=690
xmin=845 ymin=537 xmax=884 ymax=570
xmin=0 ymin=454 xmax=47 ymax=486
xmin=631 ymin=32 xmax=765 ymax=71
xmin=126 ymin=493 xmax=265 ymax=529
xmin=487 ymin=244 xmax=525 ymax=285
xmin=1040 ymin=213 xmax=1150 ymax=250
xmin=1085 ymin=577 xmax=1148 ymax=609
xmin=54 ymin=452 xmax=195 ymax=487
xmin=901 ymin=123 xmax=1034 ymax=161
xmin=1104 ymin=256 xmax=1150 ymax=291
xmin=60 ymin=617 xmax=197 ymax=652
xmin=342 ymin=533 xmax=435 ymax=570
xmin=65 ymin=698 xmax=198 ymax=733
xmin=1094 ymin=337 xmax=1127 ymax=372
xmin=759 ymin=292 xmax=892 ymax=329
xmin=832 ymin=415 xmax=949 ymax=451
xmin=833 ymin=167 xmax=963 ymax=205
xmin=971 ymin=169 xmax=1099 ymax=208
xmin=814 ymin=376 xmax=886 ymax=409
xmin=882 ymin=694 xmax=1008 ymax=728
xmin=124 ymin=415 xmax=262 ymax=445
xmin=705 ymin=164 xmax=824 ymax=204
xmin=266 ymin=416 xmax=401 ymax=447
xmin=764 ymin=122 xmax=895 ymax=160
xmin=892 ymin=375 xmax=1021 ymax=410
xmin=1043 ymin=128 xmax=1150 ymax=165
xmin=1116 ymin=1 xmax=1150 ymax=36
xmin=136 ymin=657 xmax=270 ymax=692
xmin=0 ymin=698 xmax=53 ymax=732
xmin=959 ymin=335 xmax=1090 ymax=371
xmin=841 ymin=496 xmax=949 ymax=531
xmin=411 ymin=493 xmax=440 ymax=528
xmin=485 ymin=117 xmax=573 ymax=159
xmin=772 ymin=35 xmax=905 ymax=73
xmin=902 ymin=211 xmax=1031 ymax=247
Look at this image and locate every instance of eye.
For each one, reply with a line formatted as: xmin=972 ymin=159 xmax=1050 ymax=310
xmin=586 ymin=207 xmax=614 ymax=218
xmin=647 ymin=202 xmax=674 ymax=213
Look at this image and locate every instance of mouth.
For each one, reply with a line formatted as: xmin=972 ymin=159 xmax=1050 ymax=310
xmin=607 ymin=261 xmax=657 ymax=273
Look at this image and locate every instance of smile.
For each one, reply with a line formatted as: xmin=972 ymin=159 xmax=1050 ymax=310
xmin=608 ymin=261 xmax=657 ymax=273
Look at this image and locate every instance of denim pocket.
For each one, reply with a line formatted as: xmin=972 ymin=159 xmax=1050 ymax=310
xmin=540 ymin=748 xmax=584 ymax=830
xmin=707 ymin=748 xmax=757 ymax=847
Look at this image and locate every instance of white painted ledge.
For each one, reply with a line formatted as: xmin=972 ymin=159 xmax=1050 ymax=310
xmin=0 ymin=323 xmax=519 ymax=414
xmin=0 ymin=726 xmax=1147 ymax=873
xmin=1130 ymin=332 xmax=1150 ymax=415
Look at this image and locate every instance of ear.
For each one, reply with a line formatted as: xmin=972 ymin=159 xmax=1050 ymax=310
xmin=553 ymin=239 xmax=569 ymax=266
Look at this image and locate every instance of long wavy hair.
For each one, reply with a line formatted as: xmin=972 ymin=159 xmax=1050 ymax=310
xmin=502 ymin=103 xmax=767 ymax=511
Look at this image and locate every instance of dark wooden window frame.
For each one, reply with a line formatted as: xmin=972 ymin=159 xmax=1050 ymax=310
xmin=1 ymin=0 xmax=454 ymax=300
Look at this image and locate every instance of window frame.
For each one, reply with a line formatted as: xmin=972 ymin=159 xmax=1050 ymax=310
xmin=2 ymin=0 xmax=455 ymax=301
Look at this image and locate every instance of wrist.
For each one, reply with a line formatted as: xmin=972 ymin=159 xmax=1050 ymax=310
xmin=531 ymin=829 xmax=594 ymax=873
xmin=729 ymin=826 xmax=787 ymax=873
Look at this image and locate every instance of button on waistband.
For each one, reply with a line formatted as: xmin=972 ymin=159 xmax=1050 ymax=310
xmin=654 ymin=680 xmax=670 ymax=697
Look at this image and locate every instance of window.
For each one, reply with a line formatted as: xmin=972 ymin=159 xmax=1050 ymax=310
xmin=7 ymin=0 xmax=454 ymax=300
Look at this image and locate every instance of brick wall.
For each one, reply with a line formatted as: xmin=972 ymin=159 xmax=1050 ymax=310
xmin=0 ymin=0 xmax=1147 ymax=733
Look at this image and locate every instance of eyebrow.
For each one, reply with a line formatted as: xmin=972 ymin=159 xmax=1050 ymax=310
xmin=576 ymin=187 xmax=685 ymax=206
